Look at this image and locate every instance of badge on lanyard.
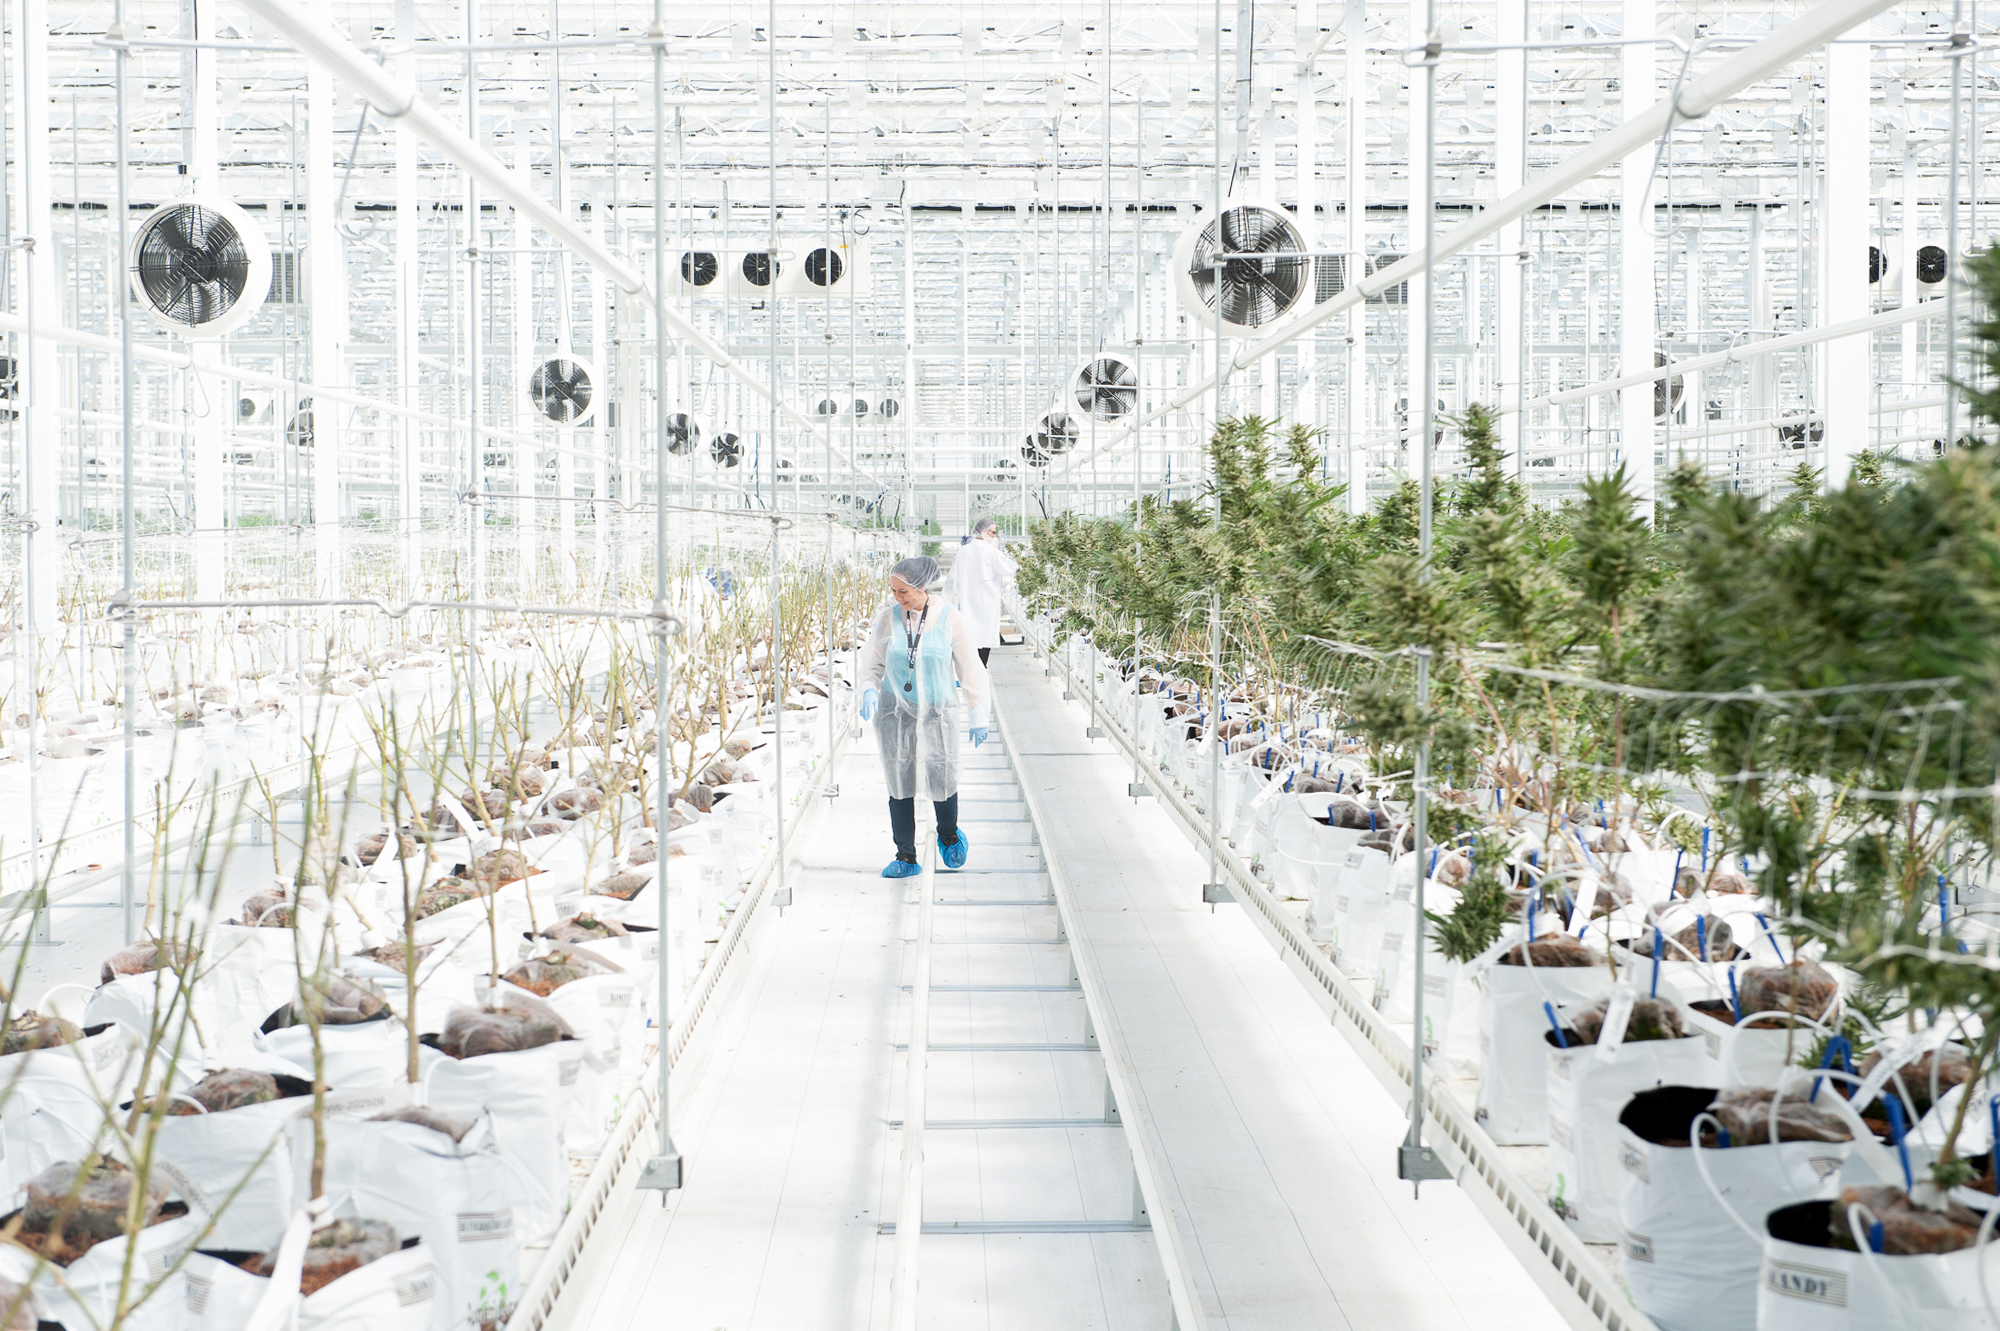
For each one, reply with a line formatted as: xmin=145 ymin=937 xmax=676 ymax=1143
xmin=903 ymin=604 xmax=930 ymax=692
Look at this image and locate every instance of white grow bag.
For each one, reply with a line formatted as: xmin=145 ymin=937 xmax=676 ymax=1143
xmin=1474 ymin=957 xmax=1612 ymax=1145
xmin=1614 ymin=1084 xmax=1854 ymax=1331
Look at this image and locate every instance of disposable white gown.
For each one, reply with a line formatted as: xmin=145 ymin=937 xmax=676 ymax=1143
xmin=861 ymin=597 xmax=991 ymax=801
xmin=950 ymin=538 xmax=1016 ymax=651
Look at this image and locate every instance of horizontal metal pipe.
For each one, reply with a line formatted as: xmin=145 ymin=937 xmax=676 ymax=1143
xmin=227 ymin=0 xmax=886 ymax=490
xmin=1053 ymin=0 xmax=1911 ymax=479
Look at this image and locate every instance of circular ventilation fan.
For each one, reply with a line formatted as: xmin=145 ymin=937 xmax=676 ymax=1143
xmin=666 ymin=413 xmax=701 ymax=455
xmin=1868 ymin=245 xmax=1890 ymax=284
xmin=711 ymin=432 xmax=743 ymax=467
xmin=741 ymin=251 xmax=779 ymax=287
xmin=285 ymin=399 xmax=313 ymax=449
xmin=680 ymin=251 xmax=720 ymax=287
xmin=805 ymin=247 xmax=845 ymax=287
xmin=992 ymin=456 xmax=1018 ymax=483
xmin=1917 ymin=244 xmax=1949 ymax=285
xmin=0 ymin=355 xmax=16 ymax=422
xmin=852 ymin=398 xmax=870 ymax=419
xmin=1021 ymin=434 xmax=1051 ymax=467
xmin=879 ymin=397 xmax=901 ymax=419
xmin=526 ymin=355 xmax=598 ymax=427
xmin=814 ymin=398 xmax=840 ymax=418
xmin=1035 ymin=412 xmax=1079 ymax=455
xmin=128 ymin=198 xmax=272 ymax=337
xmin=1073 ymin=357 xmax=1138 ymax=421
xmin=1654 ymin=351 xmax=1685 ymax=423
xmin=1170 ymin=201 xmax=1310 ymax=335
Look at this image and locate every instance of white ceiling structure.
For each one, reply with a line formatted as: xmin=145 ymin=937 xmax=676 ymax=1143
xmin=0 ymin=0 xmax=1992 ymax=564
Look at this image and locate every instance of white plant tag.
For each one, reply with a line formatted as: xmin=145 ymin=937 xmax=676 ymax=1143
xmin=1596 ymin=983 xmax=1637 ymax=1061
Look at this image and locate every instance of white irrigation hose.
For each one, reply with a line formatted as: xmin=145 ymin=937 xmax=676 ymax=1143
xmin=1688 ymin=1111 xmax=1761 ymax=1241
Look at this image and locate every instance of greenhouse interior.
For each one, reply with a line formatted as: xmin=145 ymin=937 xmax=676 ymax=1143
xmin=0 ymin=0 xmax=1998 ymax=1327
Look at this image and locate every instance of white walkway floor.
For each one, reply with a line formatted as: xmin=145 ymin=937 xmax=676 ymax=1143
xmin=569 ymin=646 xmax=1570 ymax=1331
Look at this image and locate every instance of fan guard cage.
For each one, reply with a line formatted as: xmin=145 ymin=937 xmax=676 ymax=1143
xmin=680 ymin=251 xmax=720 ymax=287
xmin=1073 ymin=357 xmax=1139 ymax=421
xmin=1180 ymin=205 xmax=1309 ymax=332
xmin=805 ymin=247 xmax=846 ymax=287
xmin=526 ymin=356 xmax=598 ymax=427
xmin=665 ymin=413 xmax=702 ymax=456
xmin=711 ymin=432 xmax=744 ymax=467
xmin=128 ymin=198 xmax=272 ymax=337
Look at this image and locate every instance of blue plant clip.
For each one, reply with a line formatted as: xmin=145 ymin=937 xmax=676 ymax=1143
xmin=1883 ymin=1098 xmax=1915 ymax=1193
xmin=1543 ymin=1001 xmax=1568 ymax=1048
xmin=1696 ymin=916 xmax=1709 ymax=962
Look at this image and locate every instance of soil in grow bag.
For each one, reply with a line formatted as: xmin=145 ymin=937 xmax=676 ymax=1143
xmin=1674 ymin=865 xmax=1753 ymax=896
xmin=369 ymin=1106 xmax=473 ymax=1142
xmin=522 ymin=820 xmax=567 ymax=839
xmin=303 ymin=974 xmax=389 ymax=1025
xmin=684 ymin=784 xmax=715 ymax=813
xmin=502 ymin=949 xmax=614 ymax=997
xmin=171 ymin=1068 xmax=283 ymax=1114
xmin=491 ymin=767 xmax=547 ymax=798
xmin=1499 ymin=935 xmax=1598 ymax=967
xmin=252 ymin=1218 xmax=398 ymax=1295
xmin=1 ymin=1012 xmax=81 ymax=1056
xmin=1823 ymin=1185 xmax=1981 ymax=1255
xmin=17 ymin=1158 xmax=168 ymax=1262
xmin=431 ymin=1006 xmax=563 ymax=1060
xmin=1729 ymin=958 xmax=1839 ymax=1025
xmin=627 ymin=840 xmax=659 ymax=866
xmin=1559 ymin=995 xmax=1685 ymax=1046
xmin=541 ymin=914 xmax=628 ymax=943
xmin=1358 ymin=825 xmax=1416 ymax=854
xmin=470 ymin=849 xmax=531 ymax=888
xmin=237 ymin=889 xmax=294 ymax=927
xmin=98 ymin=938 xmax=191 ymax=986
xmin=551 ymin=788 xmax=605 ymax=819
xmin=1705 ymin=1086 xmax=1855 ymax=1145
xmin=416 ymin=878 xmax=490 ymax=919
xmin=355 ymin=831 xmax=418 ymax=865
xmin=595 ymin=871 xmax=651 ymax=901
xmin=1858 ymin=1045 xmax=1971 ymax=1122
xmin=1634 ymin=916 xmax=1747 ymax=962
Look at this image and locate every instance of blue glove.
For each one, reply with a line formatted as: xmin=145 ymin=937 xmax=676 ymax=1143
xmin=970 ymin=726 xmax=988 ymax=748
xmin=860 ymin=687 xmax=879 ymax=722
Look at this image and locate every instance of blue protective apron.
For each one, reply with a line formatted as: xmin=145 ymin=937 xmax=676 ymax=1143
xmin=875 ymin=600 xmax=962 ymax=801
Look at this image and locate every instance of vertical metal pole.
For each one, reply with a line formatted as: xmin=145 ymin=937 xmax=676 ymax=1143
xmin=771 ymin=519 xmax=786 ymax=908
xmin=638 ymin=3 xmax=682 ymax=1196
xmin=1129 ymin=616 xmax=1149 ymax=799
xmin=1343 ymin=0 xmax=1367 ymax=515
xmin=18 ymin=0 xmax=50 ymax=942
xmin=1944 ymin=0 xmax=1968 ymax=453
xmin=824 ymin=516 xmax=837 ymax=798
xmin=1398 ymin=7 xmax=1447 ymax=1190
xmin=114 ymin=0 xmax=137 ymax=945
xmin=463 ymin=0 xmax=482 ymax=791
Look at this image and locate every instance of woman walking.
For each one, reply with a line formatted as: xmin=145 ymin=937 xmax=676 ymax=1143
xmin=859 ymin=556 xmax=989 ymax=877
xmin=952 ymin=517 xmax=1015 ymax=666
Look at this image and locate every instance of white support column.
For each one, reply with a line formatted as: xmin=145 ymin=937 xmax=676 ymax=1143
xmin=515 ymin=138 xmax=536 ymax=592
xmin=1495 ymin=0 xmax=1526 ymax=472
xmin=1900 ymin=144 xmax=1920 ymax=433
xmin=185 ymin=0 xmax=223 ymax=596
xmin=395 ymin=0 xmax=420 ymax=592
xmin=1618 ymin=0 xmax=1658 ymax=508
xmin=1405 ymin=0 xmax=1429 ymax=482
xmin=1295 ymin=0 xmax=1318 ymax=440
xmin=589 ymin=205 xmax=608 ymax=582
xmin=307 ymin=63 xmax=344 ymax=585
xmin=15 ymin=0 xmax=56 ymax=626
xmin=1343 ymin=0 xmax=1366 ymax=513
xmin=1823 ymin=34 xmax=1870 ymax=484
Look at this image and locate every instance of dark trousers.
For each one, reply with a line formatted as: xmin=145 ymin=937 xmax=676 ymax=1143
xmin=977 ymin=647 xmax=991 ymax=666
xmin=889 ymin=794 xmax=959 ymax=862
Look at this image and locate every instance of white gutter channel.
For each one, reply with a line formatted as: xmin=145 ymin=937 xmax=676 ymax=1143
xmin=226 ymin=0 xmax=888 ymax=492
xmin=1055 ymin=0 xmax=1912 ymax=479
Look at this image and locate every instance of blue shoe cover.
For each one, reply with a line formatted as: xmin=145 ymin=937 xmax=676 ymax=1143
xmin=938 ymin=830 xmax=969 ymax=871
xmin=882 ymin=858 xmax=923 ymax=879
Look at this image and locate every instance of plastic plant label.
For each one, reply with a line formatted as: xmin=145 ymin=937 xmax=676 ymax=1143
xmin=1595 ymin=984 xmax=1637 ymax=1061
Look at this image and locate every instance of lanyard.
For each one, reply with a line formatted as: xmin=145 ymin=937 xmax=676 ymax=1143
xmin=901 ymin=602 xmax=931 ymax=690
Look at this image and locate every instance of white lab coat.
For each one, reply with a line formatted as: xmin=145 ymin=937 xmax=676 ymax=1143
xmin=951 ymin=538 xmax=1014 ymax=651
